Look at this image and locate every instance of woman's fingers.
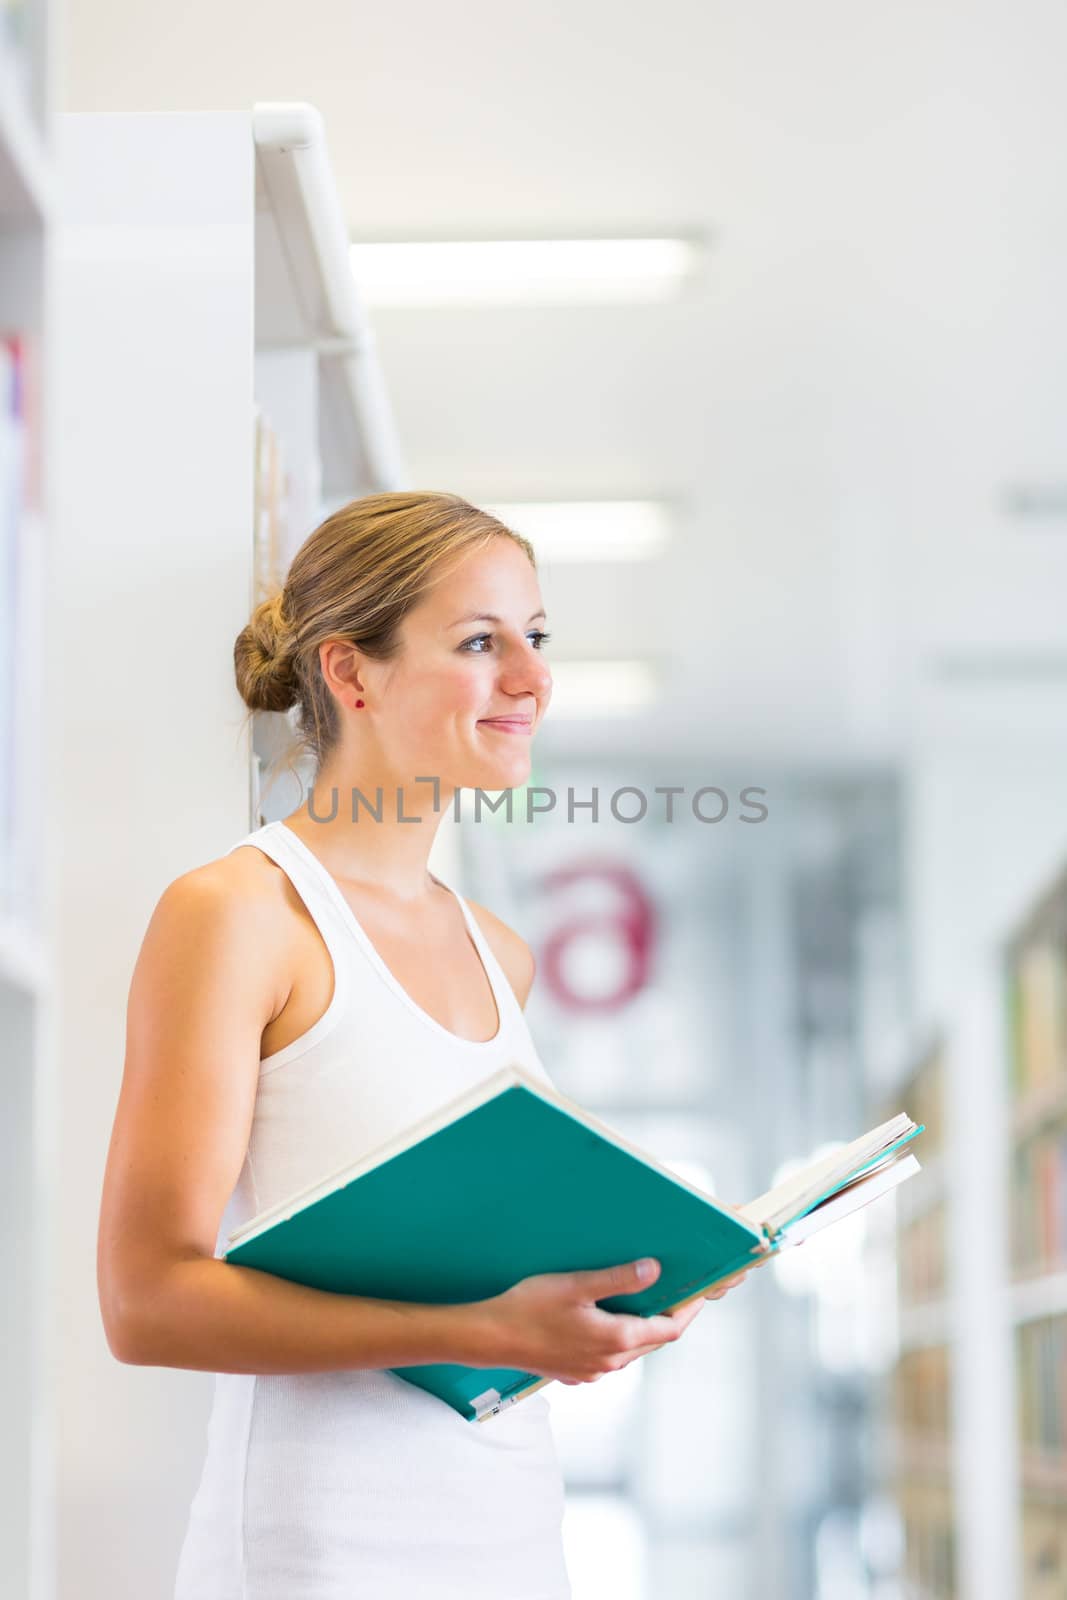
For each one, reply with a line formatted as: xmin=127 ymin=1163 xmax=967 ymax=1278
xmin=667 ymin=1298 xmax=707 ymax=1331
xmin=703 ymin=1268 xmax=749 ymax=1298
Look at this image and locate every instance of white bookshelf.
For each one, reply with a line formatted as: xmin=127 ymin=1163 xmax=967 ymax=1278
xmin=1010 ymin=1270 xmax=1067 ymax=1326
xmin=246 ymin=105 xmax=461 ymax=874
xmin=875 ymin=921 xmax=1067 ymax=1599
xmin=884 ymin=716 xmax=1067 ymax=1600
xmin=0 ymin=5 xmax=56 ymax=1600
xmin=253 ymin=103 xmax=407 ymax=509
xmin=249 ymin=101 xmax=409 ymax=828
xmin=54 ymin=100 xmax=423 ymax=1600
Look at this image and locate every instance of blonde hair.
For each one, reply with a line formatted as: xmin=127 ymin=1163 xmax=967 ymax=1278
xmin=234 ymin=490 xmax=536 ymax=781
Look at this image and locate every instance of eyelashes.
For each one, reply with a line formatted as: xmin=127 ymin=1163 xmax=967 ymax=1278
xmin=459 ymin=631 xmax=552 ymax=654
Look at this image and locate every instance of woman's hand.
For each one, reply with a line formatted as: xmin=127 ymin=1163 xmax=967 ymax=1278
xmin=702 ymin=1267 xmax=750 ymax=1300
xmin=479 ymin=1257 xmax=706 ymax=1387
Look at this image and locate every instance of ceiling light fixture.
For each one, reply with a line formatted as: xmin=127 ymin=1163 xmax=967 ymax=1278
xmin=349 ymin=237 xmax=701 ymax=307
xmin=483 ymin=500 xmax=672 ymax=562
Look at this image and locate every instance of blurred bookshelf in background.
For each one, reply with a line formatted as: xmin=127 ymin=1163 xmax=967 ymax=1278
xmin=1005 ymin=865 xmax=1067 ymax=1600
xmin=879 ymin=1037 xmax=957 ymax=1600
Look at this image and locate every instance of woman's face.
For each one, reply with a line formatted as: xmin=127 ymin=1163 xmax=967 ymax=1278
xmin=372 ymin=537 xmax=553 ymax=792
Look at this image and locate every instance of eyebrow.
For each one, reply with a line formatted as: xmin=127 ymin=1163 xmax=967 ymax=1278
xmin=447 ymin=609 xmax=547 ymax=628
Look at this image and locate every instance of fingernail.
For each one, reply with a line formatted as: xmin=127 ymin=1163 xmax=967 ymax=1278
xmin=637 ymin=1258 xmax=657 ymax=1280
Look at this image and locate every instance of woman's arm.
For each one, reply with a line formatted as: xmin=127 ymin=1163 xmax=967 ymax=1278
xmin=97 ymin=864 xmax=496 ymax=1374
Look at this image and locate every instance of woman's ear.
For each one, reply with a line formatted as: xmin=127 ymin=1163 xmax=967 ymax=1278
xmin=318 ymin=638 xmax=366 ymax=704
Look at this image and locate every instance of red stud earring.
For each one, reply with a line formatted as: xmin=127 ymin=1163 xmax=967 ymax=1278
xmin=354 ymin=699 xmax=365 ymax=708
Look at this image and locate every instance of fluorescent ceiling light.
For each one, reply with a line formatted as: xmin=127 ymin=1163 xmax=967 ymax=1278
xmin=545 ymin=659 xmax=659 ymax=718
xmin=483 ymin=500 xmax=671 ymax=563
xmin=349 ymin=238 xmax=699 ymax=307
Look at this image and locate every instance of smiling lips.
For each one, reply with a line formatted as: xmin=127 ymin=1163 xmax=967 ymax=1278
xmin=479 ymin=716 xmax=534 ymax=735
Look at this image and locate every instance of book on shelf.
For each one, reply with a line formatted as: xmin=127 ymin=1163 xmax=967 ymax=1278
xmin=899 ymin=1038 xmax=946 ymax=1159
xmin=224 ymin=1062 xmax=924 ymax=1423
xmin=253 ymin=406 xmax=288 ymax=601
xmin=1009 ymin=932 xmax=1067 ymax=1100
xmin=896 ymin=1478 xmax=956 ymax=1597
xmin=892 ymin=1345 xmax=952 ymax=1441
xmin=899 ymin=1201 xmax=949 ymax=1306
xmin=1012 ymin=1130 xmax=1067 ymax=1274
xmin=1016 ymin=1314 xmax=1067 ymax=1461
xmin=1008 ymin=903 xmax=1067 ymax=1275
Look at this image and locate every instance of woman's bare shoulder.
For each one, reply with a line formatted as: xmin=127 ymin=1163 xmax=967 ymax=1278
xmin=165 ymin=839 xmax=288 ymax=910
xmin=464 ymin=898 xmax=537 ymax=1009
xmin=147 ymin=842 xmax=300 ymax=962
xmin=139 ymin=846 xmax=299 ymax=1022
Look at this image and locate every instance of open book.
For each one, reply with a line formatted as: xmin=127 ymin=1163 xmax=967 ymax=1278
xmin=225 ymin=1063 xmax=923 ymax=1422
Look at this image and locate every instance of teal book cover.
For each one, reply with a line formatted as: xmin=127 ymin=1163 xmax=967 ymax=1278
xmin=223 ymin=1064 xmax=770 ymax=1422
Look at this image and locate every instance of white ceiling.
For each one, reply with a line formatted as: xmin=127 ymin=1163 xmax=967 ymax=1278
xmin=62 ymin=0 xmax=1067 ymax=764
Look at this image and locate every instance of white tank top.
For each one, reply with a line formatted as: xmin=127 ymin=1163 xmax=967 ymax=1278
xmin=173 ymin=819 xmax=572 ymax=1600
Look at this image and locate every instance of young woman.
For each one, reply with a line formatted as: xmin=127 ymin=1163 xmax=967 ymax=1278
xmin=97 ymin=491 xmax=747 ymax=1599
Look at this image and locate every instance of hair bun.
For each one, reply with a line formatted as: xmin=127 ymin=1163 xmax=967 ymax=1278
xmin=233 ymin=592 xmax=299 ymax=713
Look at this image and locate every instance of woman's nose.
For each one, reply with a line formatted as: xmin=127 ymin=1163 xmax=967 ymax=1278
xmin=502 ymin=643 xmax=552 ymax=697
